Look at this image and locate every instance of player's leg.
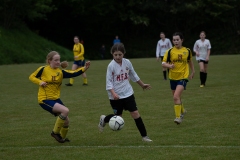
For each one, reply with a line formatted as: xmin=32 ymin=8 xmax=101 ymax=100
xmin=199 ymin=61 xmax=205 ymax=87
xmin=60 ymin=116 xmax=70 ymax=142
xmin=98 ymin=100 xmax=123 ymax=132
xmin=126 ymin=95 xmax=152 ymax=142
xmin=161 ymin=56 xmax=167 ymax=80
xmin=81 ymin=60 xmax=88 ymax=85
xmin=66 ymin=62 xmax=79 ymax=86
xmin=172 ymin=80 xmax=186 ymax=124
xmin=203 ymin=62 xmax=209 ymax=86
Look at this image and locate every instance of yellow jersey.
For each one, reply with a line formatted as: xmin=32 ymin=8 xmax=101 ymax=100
xmin=163 ymin=46 xmax=192 ymax=80
xmin=73 ymin=43 xmax=84 ymax=61
xmin=29 ymin=65 xmax=85 ymax=103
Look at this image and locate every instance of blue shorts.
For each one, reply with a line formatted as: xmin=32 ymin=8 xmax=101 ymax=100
xmin=170 ymin=80 xmax=188 ymax=90
xmin=39 ymin=99 xmax=64 ymax=116
xmin=74 ymin=60 xmax=85 ymax=66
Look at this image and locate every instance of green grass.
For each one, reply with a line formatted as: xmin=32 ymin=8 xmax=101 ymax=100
xmin=0 ymin=55 xmax=240 ymax=160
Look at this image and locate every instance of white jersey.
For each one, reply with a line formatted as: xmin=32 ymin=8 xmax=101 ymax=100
xmin=156 ymin=38 xmax=172 ymax=57
xmin=106 ymin=58 xmax=140 ymax=100
xmin=193 ymin=39 xmax=211 ymax=61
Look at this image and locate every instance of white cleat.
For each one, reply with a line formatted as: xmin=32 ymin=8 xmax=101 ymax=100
xmin=174 ymin=118 xmax=182 ymax=125
xmin=98 ymin=115 xmax=106 ymax=132
xmin=142 ymin=136 xmax=153 ymax=142
xmin=180 ymin=110 xmax=187 ymax=120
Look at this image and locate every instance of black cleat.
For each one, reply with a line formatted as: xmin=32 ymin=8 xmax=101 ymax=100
xmin=82 ymin=83 xmax=88 ymax=86
xmin=51 ymin=131 xmax=65 ymax=143
xmin=65 ymin=83 xmax=73 ymax=86
xmin=64 ymin=138 xmax=70 ymax=142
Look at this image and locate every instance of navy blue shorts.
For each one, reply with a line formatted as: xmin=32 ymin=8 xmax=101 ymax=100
xmin=74 ymin=60 xmax=85 ymax=66
xmin=39 ymin=99 xmax=64 ymax=116
xmin=198 ymin=60 xmax=208 ymax=64
xmin=110 ymin=94 xmax=138 ymax=115
xmin=170 ymin=80 xmax=188 ymax=90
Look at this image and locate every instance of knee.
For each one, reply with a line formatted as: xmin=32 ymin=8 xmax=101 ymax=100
xmin=200 ymin=68 xmax=205 ymax=72
xmin=173 ymin=95 xmax=180 ymax=102
xmin=62 ymin=107 xmax=69 ymax=116
xmin=64 ymin=117 xmax=70 ymax=126
xmin=130 ymin=111 xmax=140 ymax=119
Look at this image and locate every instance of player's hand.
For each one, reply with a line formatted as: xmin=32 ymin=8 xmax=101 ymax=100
xmin=196 ymin=52 xmax=200 ymax=57
xmin=205 ymin=57 xmax=209 ymax=61
xmin=113 ymin=93 xmax=119 ymax=100
xmin=74 ymin=56 xmax=79 ymax=59
xmin=40 ymin=81 xmax=47 ymax=87
xmin=169 ymin=63 xmax=175 ymax=69
xmin=189 ymin=72 xmax=194 ymax=80
xmin=156 ymin=57 xmax=159 ymax=62
xmin=142 ymin=84 xmax=151 ymax=90
xmin=84 ymin=61 xmax=91 ymax=70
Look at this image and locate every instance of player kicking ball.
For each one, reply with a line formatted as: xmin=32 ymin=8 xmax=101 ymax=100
xmin=98 ymin=43 xmax=152 ymax=142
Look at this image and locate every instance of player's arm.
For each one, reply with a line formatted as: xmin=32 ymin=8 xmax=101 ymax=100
xmin=206 ymin=40 xmax=211 ymax=61
xmin=156 ymin=42 xmax=160 ymax=61
xmin=136 ymin=80 xmax=151 ymax=90
xmin=29 ymin=67 xmax=45 ymax=86
xmin=162 ymin=51 xmax=174 ymax=69
xmin=193 ymin=41 xmax=199 ymax=56
xmin=62 ymin=61 xmax=90 ymax=78
xmin=76 ymin=44 xmax=85 ymax=58
xmin=106 ymin=65 xmax=119 ymax=100
xmin=188 ymin=51 xmax=195 ymax=79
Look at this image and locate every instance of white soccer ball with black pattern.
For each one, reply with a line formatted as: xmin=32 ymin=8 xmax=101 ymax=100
xmin=109 ymin=116 xmax=125 ymax=131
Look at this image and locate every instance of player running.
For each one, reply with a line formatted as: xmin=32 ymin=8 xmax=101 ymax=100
xmin=162 ymin=32 xmax=195 ymax=125
xmin=193 ymin=31 xmax=211 ymax=87
xmin=98 ymin=43 xmax=152 ymax=142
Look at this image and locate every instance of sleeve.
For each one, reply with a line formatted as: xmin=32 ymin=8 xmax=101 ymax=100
xmin=156 ymin=41 xmax=160 ymax=57
xmin=29 ymin=67 xmax=44 ymax=85
xmin=77 ymin=44 xmax=84 ymax=58
xmin=208 ymin=40 xmax=211 ymax=49
xmin=128 ymin=60 xmax=140 ymax=82
xmin=62 ymin=67 xmax=85 ymax=78
xmin=193 ymin=41 xmax=198 ymax=52
xmin=106 ymin=64 xmax=113 ymax=90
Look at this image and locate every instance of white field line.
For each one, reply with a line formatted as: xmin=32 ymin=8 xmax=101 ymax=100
xmin=1 ymin=145 xmax=240 ymax=149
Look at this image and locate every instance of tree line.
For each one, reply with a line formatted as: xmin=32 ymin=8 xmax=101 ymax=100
xmin=1 ymin=0 xmax=240 ymax=59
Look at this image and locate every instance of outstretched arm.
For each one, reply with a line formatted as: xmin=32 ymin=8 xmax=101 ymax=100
xmin=62 ymin=61 xmax=90 ymax=78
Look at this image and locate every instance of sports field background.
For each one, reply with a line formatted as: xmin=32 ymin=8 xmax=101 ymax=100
xmin=0 ymin=55 xmax=239 ymax=160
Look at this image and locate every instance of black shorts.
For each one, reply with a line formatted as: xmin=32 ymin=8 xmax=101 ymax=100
xmin=198 ymin=60 xmax=209 ymax=64
xmin=110 ymin=94 xmax=138 ymax=115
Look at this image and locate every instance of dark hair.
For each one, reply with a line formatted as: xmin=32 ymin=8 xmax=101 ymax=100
xmin=160 ymin=32 xmax=165 ymax=35
xmin=200 ymin=31 xmax=206 ymax=35
xmin=110 ymin=43 xmax=126 ymax=54
xmin=173 ymin=32 xmax=184 ymax=40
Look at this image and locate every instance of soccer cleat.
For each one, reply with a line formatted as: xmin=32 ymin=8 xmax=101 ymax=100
xmin=142 ymin=136 xmax=153 ymax=142
xmin=65 ymin=83 xmax=73 ymax=86
xmin=180 ymin=110 xmax=187 ymax=120
xmin=174 ymin=118 xmax=182 ymax=125
xmin=64 ymin=138 xmax=70 ymax=142
xmin=82 ymin=83 xmax=88 ymax=86
xmin=98 ymin=115 xmax=106 ymax=132
xmin=200 ymin=84 xmax=204 ymax=88
xmin=51 ymin=131 xmax=65 ymax=143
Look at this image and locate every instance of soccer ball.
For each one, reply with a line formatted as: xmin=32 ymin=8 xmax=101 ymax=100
xmin=109 ymin=116 xmax=125 ymax=131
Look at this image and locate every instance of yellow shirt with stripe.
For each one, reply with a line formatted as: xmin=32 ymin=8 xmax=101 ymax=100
xmin=29 ymin=65 xmax=85 ymax=103
xmin=163 ymin=46 xmax=192 ymax=80
xmin=73 ymin=43 xmax=84 ymax=61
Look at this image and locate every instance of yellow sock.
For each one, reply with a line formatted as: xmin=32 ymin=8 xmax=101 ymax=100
xmin=70 ymin=78 xmax=74 ymax=84
xmin=83 ymin=78 xmax=87 ymax=84
xmin=60 ymin=126 xmax=69 ymax=139
xmin=53 ymin=116 xmax=65 ymax=134
xmin=174 ymin=104 xmax=181 ymax=118
xmin=181 ymin=103 xmax=185 ymax=114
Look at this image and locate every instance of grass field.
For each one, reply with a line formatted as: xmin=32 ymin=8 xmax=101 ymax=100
xmin=0 ymin=55 xmax=240 ymax=160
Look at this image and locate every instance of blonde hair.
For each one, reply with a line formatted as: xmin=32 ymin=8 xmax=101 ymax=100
xmin=46 ymin=51 xmax=59 ymax=64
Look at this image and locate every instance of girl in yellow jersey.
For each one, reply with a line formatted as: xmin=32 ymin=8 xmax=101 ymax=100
xmin=29 ymin=51 xmax=90 ymax=143
xmin=66 ymin=36 xmax=88 ymax=86
xmin=162 ymin=32 xmax=195 ymax=125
